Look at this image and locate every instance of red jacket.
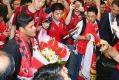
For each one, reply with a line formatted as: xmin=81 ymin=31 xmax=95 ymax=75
xmin=67 ymin=13 xmax=82 ymax=32
xmin=66 ymin=13 xmax=82 ymax=45
xmin=105 ymin=4 xmax=111 ymax=13
xmin=84 ymin=3 xmax=96 ymax=11
xmin=12 ymin=6 xmax=47 ymax=29
xmin=0 ymin=21 xmax=7 ymax=49
xmin=67 ymin=0 xmax=70 ymax=5
xmin=77 ymin=22 xmax=100 ymax=54
xmin=47 ymin=18 xmax=67 ymax=42
xmin=114 ymin=41 xmax=119 ymax=52
xmin=113 ymin=41 xmax=119 ymax=70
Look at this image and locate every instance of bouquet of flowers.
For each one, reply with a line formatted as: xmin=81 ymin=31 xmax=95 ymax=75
xmin=32 ymin=28 xmax=70 ymax=69
xmin=31 ymin=38 xmax=70 ymax=69
xmin=39 ymin=38 xmax=70 ymax=64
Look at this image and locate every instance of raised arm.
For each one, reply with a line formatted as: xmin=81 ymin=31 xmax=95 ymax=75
xmin=95 ymin=0 xmax=101 ymax=20
xmin=3 ymin=0 xmax=13 ymax=19
xmin=65 ymin=2 xmax=74 ymax=25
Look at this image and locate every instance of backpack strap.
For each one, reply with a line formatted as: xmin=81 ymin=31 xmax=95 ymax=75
xmin=96 ymin=20 xmax=100 ymax=28
xmin=46 ymin=17 xmax=52 ymax=32
xmin=80 ymin=17 xmax=87 ymax=35
xmin=19 ymin=5 xmax=27 ymax=14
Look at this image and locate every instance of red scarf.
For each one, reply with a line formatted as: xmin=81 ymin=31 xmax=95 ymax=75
xmin=15 ymin=31 xmax=36 ymax=78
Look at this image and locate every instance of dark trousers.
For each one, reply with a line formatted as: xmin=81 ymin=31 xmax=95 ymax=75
xmin=72 ymin=53 xmax=83 ymax=80
xmin=66 ymin=45 xmax=83 ymax=80
xmin=96 ymin=54 xmax=119 ymax=80
xmin=66 ymin=45 xmax=76 ymax=78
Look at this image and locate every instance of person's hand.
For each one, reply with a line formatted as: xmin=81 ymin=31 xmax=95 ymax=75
xmin=3 ymin=0 xmax=10 ymax=5
xmin=3 ymin=29 xmax=10 ymax=37
xmin=70 ymin=0 xmax=76 ymax=3
xmin=58 ymin=0 xmax=64 ymax=3
xmin=37 ymin=25 xmax=42 ymax=31
xmin=100 ymin=39 xmax=119 ymax=60
xmin=95 ymin=0 xmax=100 ymax=8
xmin=9 ymin=25 xmax=16 ymax=40
xmin=42 ymin=21 xmax=50 ymax=29
xmin=0 ymin=32 xmax=1 ymax=36
xmin=0 ymin=41 xmax=4 ymax=46
xmin=58 ymin=0 xmax=68 ymax=3
xmin=100 ymin=39 xmax=112 ymax=59
xmin=85 ymin=34 xmax=91 ymax=40
xmin=111 ymin=18 xmax=119 ymax=38
xmin=100 ymin=39 xmax=109 ymax=52
xmin=69 ymin=2 xmax=75 ymax=11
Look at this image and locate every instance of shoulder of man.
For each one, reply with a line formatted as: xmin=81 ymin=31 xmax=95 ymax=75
xmin=3 ymin=38 xmax=19 ymax=55
xmin=100 ymin=12 xmax=109 ymax=21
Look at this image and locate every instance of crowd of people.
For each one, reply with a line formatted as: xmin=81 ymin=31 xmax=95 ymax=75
xmin=0 ymin=0 xmax=119 ymax=80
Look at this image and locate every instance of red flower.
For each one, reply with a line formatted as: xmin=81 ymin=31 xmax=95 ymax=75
xmin=39 ymin=42 xmax=47 ymax=50
xmin=55 ymin=48 xmax=67 ymax=58
xmin=47 ymin=39 xmax=58 ymax=51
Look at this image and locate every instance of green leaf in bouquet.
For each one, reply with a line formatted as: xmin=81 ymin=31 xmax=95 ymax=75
xmin=32 ymin=47 xmax=36 ymax=51
xmin=57 ymin=56 xmax=67 ymax=65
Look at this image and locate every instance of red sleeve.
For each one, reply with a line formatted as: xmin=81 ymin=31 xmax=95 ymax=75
xmin=113 ymin=41 xmax=119 ymax=70
xmin=105 ymin=5 xmax=111 ymax=13
xmin=116 ymin=64 xmax=119 ymax=70
xmin=0 ymin=33 xmax=6 ymax=42
xmin=66 ymin=0 xmax=70 ymax=5
xmin=93 ymin=34 xmax=100 ymax=44
xmin=12 ymin=6 xmax=22 ymax=25
xmin=35 ymin=9 xmax=48 ymax=28
xmin=39 ymin=9 xmax=48 ymax=24
xmin=0 ymin=21 xmax=7 ymax=42
xmin=114 ymin=41 xmax=119 ymax=52
xmin=0 ymin=32 xmax=7 ymax=46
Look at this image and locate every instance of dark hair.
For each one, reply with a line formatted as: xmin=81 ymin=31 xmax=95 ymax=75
xmin=0 ymin=51 xmax=15 ymax=80
xmin=0 ymin=4 xmax=8 ymax=22
xmin=111 ymin=0 xmax=119 ymax=7
xmin=51 ymin=3 xmax=64 ymax=12
xmin=73 ymin=0 xmax=84 ymax=6
xmin=0 ymin=4 xmax=8 ymax=17
xmin=50 ymin=74 xmax=64 ymax=80
xmin=100 ymin=0 xmax=105 ymax=5
xmin=16 ymin=13 xmax=33 ymax=30
xmin=87 ymin=6 xmax=98 ymax=15
xmin=33 ymin=63 xmax=63 ymax=80
xmin=34 ymin=74 xmax=64 ymax=80
xmin=20 ymin=0 xmax=32 ymax=5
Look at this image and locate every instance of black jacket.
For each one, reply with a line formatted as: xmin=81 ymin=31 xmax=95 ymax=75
xmin=99 ymin=12 xmax=118 ymax=46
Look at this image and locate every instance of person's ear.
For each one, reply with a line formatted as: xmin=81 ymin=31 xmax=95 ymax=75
xmin=19 ymin=27 xmax=25 ymax=32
